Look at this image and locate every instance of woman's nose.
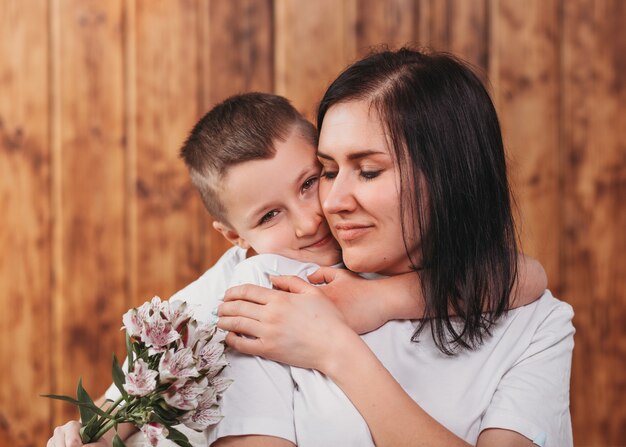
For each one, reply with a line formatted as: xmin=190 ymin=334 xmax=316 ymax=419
xmin=322 ymin=176 xmax=355 ymax=215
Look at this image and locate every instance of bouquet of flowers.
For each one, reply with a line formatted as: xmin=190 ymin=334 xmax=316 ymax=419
xmin=45 ymin=296 xmax=231 ymax=446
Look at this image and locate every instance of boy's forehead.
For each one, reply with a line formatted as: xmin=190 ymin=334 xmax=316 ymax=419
xmin=219 ymin=135 xmax=320 ymax=217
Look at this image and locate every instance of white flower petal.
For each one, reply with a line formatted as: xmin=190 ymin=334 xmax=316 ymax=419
xmin=210 ymin=376 xmax=234 ymax=394
xmin=159 ymin=347 xmax=199 ymax=383
xmin=140 ymin=422 xmax=169 ymax=446
xmin=123 ymin=359 xmax=157 ymax=397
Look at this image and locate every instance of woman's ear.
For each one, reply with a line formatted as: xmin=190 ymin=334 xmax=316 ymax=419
xmin=212 ymin=221 xmax=251 ymax=249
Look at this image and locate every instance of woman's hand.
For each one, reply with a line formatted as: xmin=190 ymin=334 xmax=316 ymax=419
xmin=218 ymin=275 xmax=358 ymax=373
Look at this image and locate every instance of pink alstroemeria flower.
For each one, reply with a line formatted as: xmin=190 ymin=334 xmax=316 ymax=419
xmin=123 ymin=359 xmax=158 ymax=397
xmin=181 ymin=388 xmax=221 ymax=430
xmin=197 ymin=338 xmax=225 ymax=372
xmin=185 ymin=320 xmax=216 ymax=351
xmin=140 ymin=422 xmax=169 ymax=446
xmin=163 ymin=377 xmax=208 ymax=410
xmin=210 ymin=375 xmax=234 ymax=394
xmin=158 ymin=347 xmax=199 ymax=382
xmin=141 ymin=313 xmax=180 ymax=354
xmin=164 ymin=300 xmax=192 ymax=332
xmin=122 ymin=308 xmax=143 ymax=338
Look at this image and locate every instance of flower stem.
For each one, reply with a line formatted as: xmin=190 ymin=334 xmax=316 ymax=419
xmin=84 ymin=397 xmax=127 ymax=442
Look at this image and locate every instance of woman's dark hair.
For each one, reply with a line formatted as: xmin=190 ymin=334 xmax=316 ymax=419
xmin=318 ymin=48 xmax=518 ymax=355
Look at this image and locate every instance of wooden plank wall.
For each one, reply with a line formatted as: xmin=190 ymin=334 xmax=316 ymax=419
xmin=0 ymin=1 xmax=624 ymax=445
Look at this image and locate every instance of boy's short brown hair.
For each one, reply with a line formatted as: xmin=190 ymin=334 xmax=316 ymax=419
xmin=180 ymin=92 xmax=317 ymax=224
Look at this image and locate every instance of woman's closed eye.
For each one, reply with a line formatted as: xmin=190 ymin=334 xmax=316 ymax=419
xmin=360 ymin=170 xmax=382 ymax=180
xmin=320 ymin=168 xmax=337 ymax=180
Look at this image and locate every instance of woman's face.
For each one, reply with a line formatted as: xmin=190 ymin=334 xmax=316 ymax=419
xmin=317 ymin=100 xmax=422 ymax=275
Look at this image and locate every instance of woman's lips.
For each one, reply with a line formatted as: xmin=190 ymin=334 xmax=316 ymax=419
xmin=334 ymin=224 xmax=373 ymax=242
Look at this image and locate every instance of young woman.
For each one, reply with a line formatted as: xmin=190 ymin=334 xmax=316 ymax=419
xmin=216 ymin=49 xmax=574 ymax=446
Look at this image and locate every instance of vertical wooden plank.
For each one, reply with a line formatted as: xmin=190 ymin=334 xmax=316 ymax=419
xmin=562 ymin=0 xmax=626 ymax=443
xmin=205 ymin=0 xmax=273 ymax=104
xmin=133 ymin=0 xmax=206 ymax=303
xmin=417 ymin=0 xmax=489 ymax=74
xmin=197 ymin=0 xmax=274 ymax=267
xmin=355 ymin=0 xmax=417 ymax=56
xmin=0 ymin=1 xmax=51 ymax=444
xmin=275 ymin=0 xmax=356 ymax=121
xmin=489 ymin=0 xmax=561 ymax=289
xmin=53 ymin=0 xmax=127 ymax=424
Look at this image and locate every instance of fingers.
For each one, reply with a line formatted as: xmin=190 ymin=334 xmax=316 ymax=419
xmin=224 ymin=331 xmax=266 ymax=356
xmin=218 ymin=300 xmax=264 ymax=321
xmin=307 ymin=266 xmax=342 ymax=284
xmin=224 ymin=283 xmax=277 ymax=304
xmin=49 ymin=421 xmax=83 ymax=447
xmin=217 ymin=315 xmax=265 ymax=338
xmin=269 ymin=274 xmax=317 ymax=294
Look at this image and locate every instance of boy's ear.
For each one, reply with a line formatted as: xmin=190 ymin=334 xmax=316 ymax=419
xmin=212 ymin=220 xmax=251 ymax=249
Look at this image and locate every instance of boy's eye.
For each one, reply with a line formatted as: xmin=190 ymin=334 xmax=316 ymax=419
xmin=259 ymin=210 xmax=279 ymax=225
xmin=301 ymin=176 xmax=319 ymax=192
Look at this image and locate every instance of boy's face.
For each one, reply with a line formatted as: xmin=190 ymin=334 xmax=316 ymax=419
xmin=214 ymin=129 xmax=342 ymax=266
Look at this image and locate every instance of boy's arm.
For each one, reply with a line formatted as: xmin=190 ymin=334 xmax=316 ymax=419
xmin=309 ymin=253 xmax=547 ymax=333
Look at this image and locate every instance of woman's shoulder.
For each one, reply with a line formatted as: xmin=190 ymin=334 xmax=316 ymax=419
xmin=514 ymin=289 xmax=575 ymax=328
xmin=498 ymin=289 xmax=575 ymax=354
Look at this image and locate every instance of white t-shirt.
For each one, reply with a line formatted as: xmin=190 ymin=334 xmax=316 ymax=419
xmin=206 ymin=254 xmax=575 ymax=447
xmin=104 ymin=245 xmax=247 ymax=401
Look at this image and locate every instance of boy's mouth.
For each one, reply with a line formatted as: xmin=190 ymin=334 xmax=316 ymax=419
xmin=301 ymin=233 xmax=333 ymax=250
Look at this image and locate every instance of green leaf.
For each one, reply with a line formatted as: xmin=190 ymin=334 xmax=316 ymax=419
xmin=112 ymin=433 xmax=127 ymax=447
xmin=152 ymin=402 xmax=185 ymax=426
xmin=42 ymin=394 xmax=115 ymax=420
xmin=41 ymin=394 xmax=82 ymax=405
xmin=81 ymin=413 xmax=100 ymax=440
xmin=77 ymin=378 xmax=97 ymax=427
xmin=112 ymin=354 xmax=128 ymax=400
xmin=166 ymin=425 xmax=193 ymax=447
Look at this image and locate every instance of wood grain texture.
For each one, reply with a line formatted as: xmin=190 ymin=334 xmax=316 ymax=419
xmin=490 ymin=0 xmax=561 ymax=290
xmin=205 ymin=0 xmax=273 ymax=104
xmin=133 ymin=0 xmax=205 ymax=304
xmin=275 ymin=0 xmax=356 ymax=121
xmin=417 ymin=0 xmax=488 ymax=74
xmin=355 ymin=0 xmax=417 ymax=55
xmin=52 ymin=0 xmax=128 ymax=424
xmin=0 ymin=1 xmax=51 ymax=445
xmin=562 ymin=0 xmax=626 ymax=442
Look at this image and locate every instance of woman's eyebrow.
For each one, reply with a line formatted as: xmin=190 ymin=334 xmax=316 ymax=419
xmin=317 ymin=151 xmax=334 ymax=160
xmin=318 ymin=149 xmax=386 ymax=161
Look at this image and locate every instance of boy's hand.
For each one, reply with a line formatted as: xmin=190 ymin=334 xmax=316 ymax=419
xmin=47 ymin=421 xmax=111 ymax=447
xmin=308 ymin=267 xmax=389 ymax=334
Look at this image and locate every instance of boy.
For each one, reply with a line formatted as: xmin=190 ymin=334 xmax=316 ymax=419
xmin=48 ymin=93 xmax=546 ymax=447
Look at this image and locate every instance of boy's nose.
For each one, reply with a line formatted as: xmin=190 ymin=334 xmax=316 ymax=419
xmin=294 ymin=207 xmax=322 ymax=238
